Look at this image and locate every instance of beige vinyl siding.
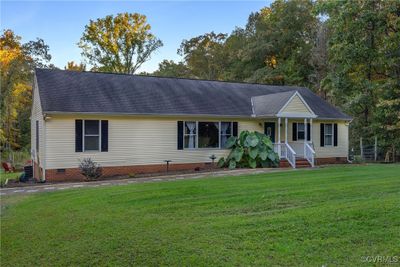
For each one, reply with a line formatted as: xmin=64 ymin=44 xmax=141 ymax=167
xmin=281 ymin=94 xmax=312 ymax=114
xmin=44 ymin=116 xmax=264 ymax=169
xmin=312 ymin=121 xmax=348 ymax=158
xmin=276 ymin=119 xmax=348 ymax=158
xmin=30 ymin=78 xmax=45 ymax=168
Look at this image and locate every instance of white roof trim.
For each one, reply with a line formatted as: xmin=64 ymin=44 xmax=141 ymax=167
xmin=276 ymin=91 xmax=316 ymax=117
xmin=276 ymin=112 xmax=317 ymax=118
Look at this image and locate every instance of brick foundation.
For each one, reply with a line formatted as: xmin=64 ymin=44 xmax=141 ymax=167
xmin=44 ymin=157 xmax=348 ymax=182
xmin=315 ymin=157 xmax=348 ymax=165
xmin=45 ymin=162 xmax=213 ymax=182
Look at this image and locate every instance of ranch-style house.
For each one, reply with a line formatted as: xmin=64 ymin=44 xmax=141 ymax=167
xmin=31 ymin=69 xmax=351 ymax=181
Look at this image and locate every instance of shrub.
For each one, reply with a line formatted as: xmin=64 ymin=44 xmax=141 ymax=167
xmin=352 ymin=155 xmax=365 ymax=164
xmin=79 ymin=158 xmax=102 ymax=181
xmin=218 ymin=131 xmax=279 ymax=169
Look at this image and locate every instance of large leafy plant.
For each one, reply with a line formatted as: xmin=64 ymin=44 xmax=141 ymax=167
xmin=218 ymin=131 xmax=279 ymax=169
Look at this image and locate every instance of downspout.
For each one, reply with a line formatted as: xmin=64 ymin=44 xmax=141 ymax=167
xmin=346 ymin=119 xmax=353 ymax=163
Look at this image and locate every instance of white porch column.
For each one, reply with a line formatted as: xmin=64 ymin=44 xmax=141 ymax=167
xmin=285 ymin=117 xmax=288 ymax=159
xmin=278 ymin=117 xmax=281 ymax=157
xmin=304 ymin=118 xmax=307 ymax=156
xmin=310 ymin=118 xmax=313 ymax=144
xmin=285 ymin=118 xmax=288 ymax=144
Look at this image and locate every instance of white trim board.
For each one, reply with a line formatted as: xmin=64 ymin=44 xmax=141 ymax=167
xmin=277 ymin=91 xmax=316 ymax=117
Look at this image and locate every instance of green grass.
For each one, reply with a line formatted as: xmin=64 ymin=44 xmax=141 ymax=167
xmin=0 ymin=171 xmax=21 ymax=184
xmin=1 ymin=164 xmax=399 ymax=266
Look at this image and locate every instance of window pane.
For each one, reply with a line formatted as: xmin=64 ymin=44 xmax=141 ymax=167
xmin=325 ymin=124 xmax=333 ymax=135
xmin=85 ymin=136 xmax=99 ymax=151
xmin=221 ymin=122 xmax=231 ymax=135
xmin=184 ymin=135 xmax=196 ymax=149
xmin=185 ymin=121 xmax=196 ymax=135
xmin=198 ymin=122 xmax=219 ymax=148
xmin=298 ymin=131 xmax=305 ymax=140
xmin=85 ymin=120 xmax=99 ymax=135
xmin=298 ymin=123 xmax=305 ymax=131
xmin=325 ymin=135 xmax=332 ymax=146
xmin=220 ymin=122 xmax=231 ymax=148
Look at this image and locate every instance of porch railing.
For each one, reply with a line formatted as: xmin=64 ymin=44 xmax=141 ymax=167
xmin=273 ymin=143 xmax=285 ymax=159
xmin=274 ymin=143 xmax=296 ymax=168
xmin=304 ymin=143 xmax=315 ymax=167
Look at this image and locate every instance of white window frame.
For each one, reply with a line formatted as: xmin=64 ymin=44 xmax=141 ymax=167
xmin=183 ymin=121 xmax=233 ymax=150
xmin=324 ymin=123 xmax=334 ymax=146
xmin=220 ymin=122 xmax=233 ymax=149
xmin=296 ymin=122 xmax=305 ymax=141
xmin=83 ymin=120 xmax=101 ymax=152
xmin=183 ymin=121 xmax=197 ymax=149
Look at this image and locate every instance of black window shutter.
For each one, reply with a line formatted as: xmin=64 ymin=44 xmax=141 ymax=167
xmin=334 ymin=123 xmax=338 ymax=147
xmin=101 ymin=120 xmax=108 ymax=152
xmin=307 ymin=123 xmax=311 ymax=141
xmin=36 ymin=120 xmax=39 ymax=152
xmin=177 ymin=121 xmax=183 ymax=150
xmin=75 ymin=120 xmax=83 ymax=152
xmin=292 ymin=123 xmax=297 ymax=141
xmin=320 ymin=123 xmax=325 ymax=147
xmin=233 ymin=122 xmax=238 ymax=137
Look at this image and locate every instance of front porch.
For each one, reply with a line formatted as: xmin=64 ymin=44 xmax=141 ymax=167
xmin=266 ymin=117 xmax=316 ymax=168
xmin=253 ymin=91 xmax=317 ymax=168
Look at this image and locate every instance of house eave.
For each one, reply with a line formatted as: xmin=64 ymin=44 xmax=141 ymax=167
xmin=43 ymin=111 xmax=351 ymax=121
xmin=43 ymin=111 xmax=257 ymax=119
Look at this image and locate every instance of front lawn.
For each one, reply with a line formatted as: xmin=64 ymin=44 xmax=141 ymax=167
xmin=1 ymin=164 xmax=399 ymax=266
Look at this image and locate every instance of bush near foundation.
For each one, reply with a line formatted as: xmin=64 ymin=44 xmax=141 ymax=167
xmin=79 ymin=158 xmax=102 ymax=181
xmin=218 ymin=131 xmax=279 ymax=169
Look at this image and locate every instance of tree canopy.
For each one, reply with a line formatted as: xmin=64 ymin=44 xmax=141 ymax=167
xmin=78 ymin=12 xmax=163 ymax=74
xmin=0 ymin=29 xmax=52 ymax=151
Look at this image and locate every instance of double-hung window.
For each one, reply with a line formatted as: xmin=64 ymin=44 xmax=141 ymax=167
xmin=324 ymin=123 xmax=333 ymax=146
xmin=84 ymin=120 xmax=100 ymax=151
xmin=297 ymin=123 xmax=305 ymax=140
xmin=184 ymin=121 xmax=197 ymax=149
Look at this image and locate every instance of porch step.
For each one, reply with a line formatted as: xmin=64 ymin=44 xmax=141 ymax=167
xmin=279 ymin=159 xmax=311 ymax=168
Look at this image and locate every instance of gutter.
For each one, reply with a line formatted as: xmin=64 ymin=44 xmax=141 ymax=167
xmin=43 ymin=111 xmax=352 ymax=121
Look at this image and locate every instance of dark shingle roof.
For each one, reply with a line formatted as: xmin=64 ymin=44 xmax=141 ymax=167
xmin=35 ymin=68 xmax=351 ymax=120
xmin=252 ymin=91 xmax=297 ymax=116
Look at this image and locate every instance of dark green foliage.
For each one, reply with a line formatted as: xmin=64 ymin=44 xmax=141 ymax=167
xmin=218 ymin=131 xmax=279 ymax=169
xmin=152 ymin=60 xmax=192 ymax=78
xmin=317 ymin=0 xmax=400 ymax=154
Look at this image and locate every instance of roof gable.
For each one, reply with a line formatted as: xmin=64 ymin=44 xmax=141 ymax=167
xmin=277 ymin=91 xmax=316 ymax=118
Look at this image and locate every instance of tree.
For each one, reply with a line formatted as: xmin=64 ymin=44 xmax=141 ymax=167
xmin=178 ymin=32 xmax=228 ymax=80
xmin=318 ymin=0 xmax=400 ymax=154
xmin=152 ymin=60 xmax=192 ymax=78
xmin=0 ymin=29 xmax=52 ymax=151
xmin=78 ymin=12 xmax=163 ymax=74
xmin=242 ymin=1 xmax=318 ymax=86
xmin=310 ymin=21 xmax=330 ymax=100
xmin=65 ymin=61 xmax=86 ymax=71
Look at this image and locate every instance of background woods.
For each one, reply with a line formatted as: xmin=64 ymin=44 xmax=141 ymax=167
xmin=1 ymin=0 xmax=399 ymax=160
xmin=0 ymin=30 xmax=53 ymax=154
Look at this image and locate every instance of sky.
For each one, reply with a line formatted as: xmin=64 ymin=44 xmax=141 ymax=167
xmin=1 ymin=0 xmax=272 ymax=73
